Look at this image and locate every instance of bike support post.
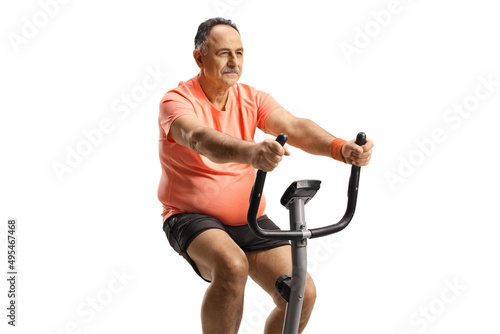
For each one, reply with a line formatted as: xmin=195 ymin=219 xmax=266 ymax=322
xmin=282 ymin=198 xmax=308 ymax=334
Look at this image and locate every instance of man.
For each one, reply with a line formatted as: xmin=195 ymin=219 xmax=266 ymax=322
xmin=158 ymin=18 xmax=374 ymax=334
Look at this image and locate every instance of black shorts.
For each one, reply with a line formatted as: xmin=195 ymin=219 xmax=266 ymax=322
xmin=163 ymin=213 xmax=289 ymax=283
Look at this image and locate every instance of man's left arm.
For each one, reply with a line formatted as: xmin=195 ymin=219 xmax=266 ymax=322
xmin=264 ymin=108 xmax=374 ymax=166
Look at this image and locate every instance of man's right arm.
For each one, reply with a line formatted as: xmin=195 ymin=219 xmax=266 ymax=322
xmin=169 ymin=115 xmax=289 ymax=172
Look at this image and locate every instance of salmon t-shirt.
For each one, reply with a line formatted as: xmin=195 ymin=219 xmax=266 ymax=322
xmin=157 ymin=75 xmax=282 ymax=226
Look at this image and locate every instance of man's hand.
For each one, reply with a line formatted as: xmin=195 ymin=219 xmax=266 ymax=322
xmin=341 ymin=137 xmax=374 ymax=166
xmin=249 ymin=139 xmax=291 ymax=172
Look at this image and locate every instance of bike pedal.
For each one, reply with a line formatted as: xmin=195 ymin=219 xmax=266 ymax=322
xmin=275 ymin=274 xmax=292 ymax=303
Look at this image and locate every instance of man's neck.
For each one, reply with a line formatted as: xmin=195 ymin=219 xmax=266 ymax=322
xmin=198 ymin=74 xmax=230 ymax=111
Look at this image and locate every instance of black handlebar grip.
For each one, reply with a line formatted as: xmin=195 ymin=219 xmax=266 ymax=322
xmin=356 ymin=132 xmax=366 ymax=146
xmin=276 ymin=133 xmax=288 ymax=147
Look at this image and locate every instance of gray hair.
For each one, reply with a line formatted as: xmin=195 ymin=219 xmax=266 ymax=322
xmin=194 ymin=17 xmax=240 ymax=54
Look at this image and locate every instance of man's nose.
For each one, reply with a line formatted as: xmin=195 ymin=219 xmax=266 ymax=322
xmin=227 ymin=52 xmax=239 ymax=66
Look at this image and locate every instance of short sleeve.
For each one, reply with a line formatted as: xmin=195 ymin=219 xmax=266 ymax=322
xmin=159 ymin=94 xmax=196 ymax=142
xmin=254 ymin=90 xmax=282 ymax=131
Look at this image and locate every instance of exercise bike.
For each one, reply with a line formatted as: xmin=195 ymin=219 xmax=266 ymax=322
xmin=247 ymin=132 xmax=366 ymax=334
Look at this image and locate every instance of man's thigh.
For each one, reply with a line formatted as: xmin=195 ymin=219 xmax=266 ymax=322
xmin=246 ymin=245 xmax=292 ymax=297
xmin=187 ymin=229 xmax=248 ymax=282
xmin=164 ymin=212 xmax=247 ymax=283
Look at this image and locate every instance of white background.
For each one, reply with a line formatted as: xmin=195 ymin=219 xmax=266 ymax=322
xmin=1 ymin=0 xmax=499 ymax=333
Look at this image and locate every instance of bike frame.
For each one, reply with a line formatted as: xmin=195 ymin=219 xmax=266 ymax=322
xmin=247 ymin=132 xmax=366 ymax=334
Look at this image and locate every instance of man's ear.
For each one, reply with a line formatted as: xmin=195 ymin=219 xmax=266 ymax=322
xmin=193 ymin=49 xmax=203 ymax=69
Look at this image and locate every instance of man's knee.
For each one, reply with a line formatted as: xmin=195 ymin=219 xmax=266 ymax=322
xmin=213 ymin=253 xmax=249 ymax=293
xmin=302 ymin=276 xmax=317 ymax=314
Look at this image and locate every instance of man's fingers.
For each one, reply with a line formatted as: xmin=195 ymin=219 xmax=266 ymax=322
xmin=267 ymin=139 xmax=290 ymax=159
xmin=345 ymin=142 xmax=363 ymax=157
xmin=283 ymin=144 xmax=291 ymax=156
xmin=345 ymin=137 xmax=374 ymax=166
xmin=351 ymin=150 xmax=372 ymax=166
xmin=268 ymin=139 xmax=286 ymax=154
xmin=363 ymin=138 xmax=375 ymax=151
xmin=253 ymin=139 xmax=289 ymax=171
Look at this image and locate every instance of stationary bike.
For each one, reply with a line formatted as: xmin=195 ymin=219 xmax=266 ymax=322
xmin=247 ymin=132 xmax=366 ymax=334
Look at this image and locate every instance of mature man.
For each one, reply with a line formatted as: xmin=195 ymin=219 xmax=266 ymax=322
xmin=158 ymin=18 xmax=373 ymax=334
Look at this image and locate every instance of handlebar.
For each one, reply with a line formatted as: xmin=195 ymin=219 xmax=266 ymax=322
xmin=247 ymin=132 xmax=367 ymax=240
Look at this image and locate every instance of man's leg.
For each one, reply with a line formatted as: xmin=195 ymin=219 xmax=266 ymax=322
xmin=187 ymin=229 xmax=249 ymax=334
xmin=246 ymin=245 xmax=317 ymax=334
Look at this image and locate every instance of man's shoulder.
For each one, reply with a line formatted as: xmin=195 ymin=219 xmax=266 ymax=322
xmin=161 ymin=75 xmax=199 ymax=104
xmin=232 ymin=82 xmax=276 ymax=107
xmin=232 ymin=81 xmax=266 ymax=99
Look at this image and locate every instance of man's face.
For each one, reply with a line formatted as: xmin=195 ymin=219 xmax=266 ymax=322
xmin=195 ymin=25 xmax=244 ymax=89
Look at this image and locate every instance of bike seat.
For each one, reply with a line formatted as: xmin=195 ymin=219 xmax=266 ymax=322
xmin=280 ymin=180 xmax=321 ymax=209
